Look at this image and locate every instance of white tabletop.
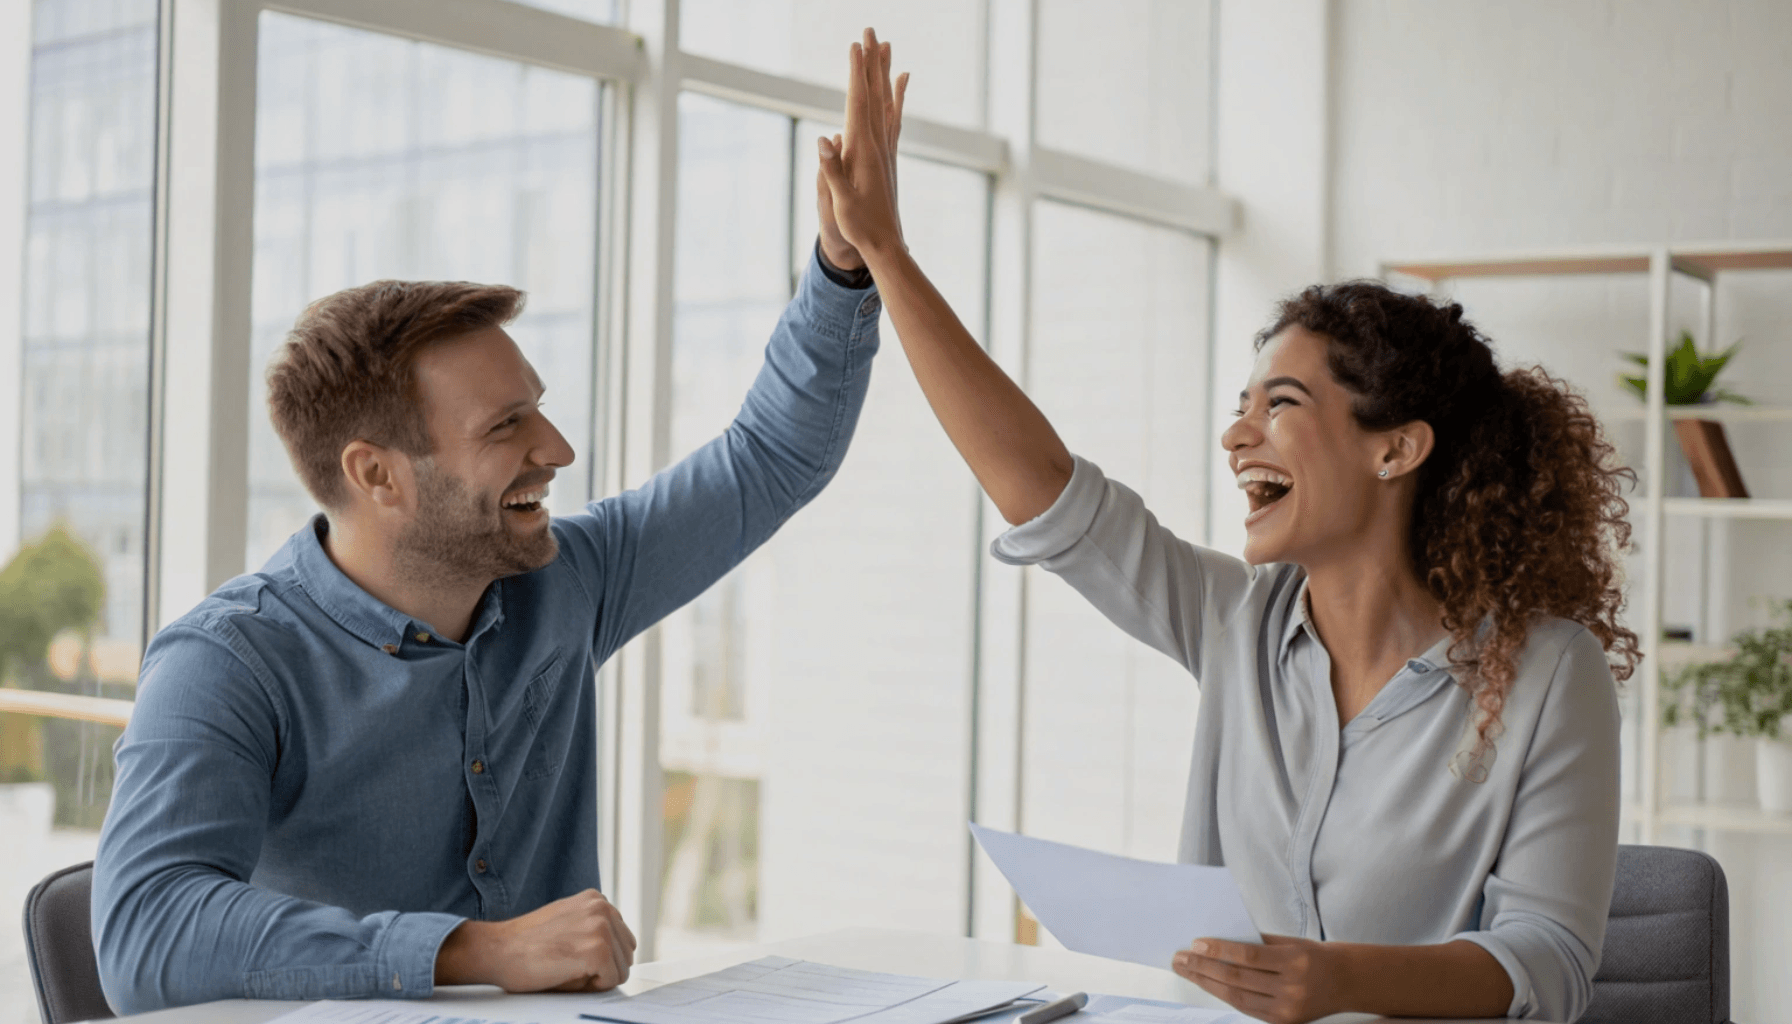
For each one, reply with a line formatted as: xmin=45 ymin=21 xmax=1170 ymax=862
xmin=99 ymin=927 xmax=1223 ymax=1023
xmin=96 ymin=927 xmax=1525 ymax=1024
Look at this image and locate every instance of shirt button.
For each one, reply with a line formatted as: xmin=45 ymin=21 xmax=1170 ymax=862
xmin=382 ymin=643 xmax=398 ymax=655
xmin=471 ymin=760 xmax=485 ymax=774
xmin=416 ymin=632 xmax=431 ymax=643
xmin=475 ymin=859 xmax=488 ymax=873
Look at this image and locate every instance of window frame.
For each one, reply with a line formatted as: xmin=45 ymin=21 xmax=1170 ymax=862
xmin=120 ymin=0 xmax=1236 ymax=960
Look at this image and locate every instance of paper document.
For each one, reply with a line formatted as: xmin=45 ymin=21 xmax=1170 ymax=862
xmin=266 ymin=1001 xmax=539 ymax=1024
xmin=971 ymin=823 xmax=1260 ymax=970
xmin=1080 ymin=995 xmax=1247 ymax=1024
xmin=579 ymin=955 xmax=1044 ymax=1024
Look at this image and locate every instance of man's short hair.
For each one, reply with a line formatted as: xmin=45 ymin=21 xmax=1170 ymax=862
xmin=267 ymin=280 xmax=525 ymax=510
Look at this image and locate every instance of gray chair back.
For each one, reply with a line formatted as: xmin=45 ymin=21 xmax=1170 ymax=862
xmin=1586 ymin=844 xmax=1730 ymax=1024
xmin=22 ymin=861 xmax=113 ymax=1024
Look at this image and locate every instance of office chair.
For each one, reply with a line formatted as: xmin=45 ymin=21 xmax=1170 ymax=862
xmin=1585 ymin=844 xmax=1731 ymax=1024
xmin=22 ymin=860 xmax=113 ymax=1023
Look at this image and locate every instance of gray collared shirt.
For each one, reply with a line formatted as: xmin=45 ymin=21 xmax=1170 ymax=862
xmin=993 ymin=456 xmax=1620 ymax=1023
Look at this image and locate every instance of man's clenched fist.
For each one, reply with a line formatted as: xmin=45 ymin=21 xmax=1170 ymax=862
xmin=435 ymin=889 xmax=637 ymax=992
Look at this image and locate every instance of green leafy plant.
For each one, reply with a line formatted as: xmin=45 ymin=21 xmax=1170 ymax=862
xmin=1662 ymin=600 xmax=1792 ymax=740
xmin=1621 ymin=331 xmax=1750 ymax=406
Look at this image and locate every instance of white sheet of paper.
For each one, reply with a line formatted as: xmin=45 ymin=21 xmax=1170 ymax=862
xmin=970 ymin=823 xmax=1260 ymax=969
xmin=266 ymin=1001 xmax=538 ymax=1024
xmin=1082 ymin=995 xmax=1248 ymax=1024
xmin=580 ymin=955 xmax=1043 ymax=1024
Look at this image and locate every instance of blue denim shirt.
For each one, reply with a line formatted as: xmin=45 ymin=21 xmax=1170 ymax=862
xmin=92 ymin=252 xmax=880 ymax=1014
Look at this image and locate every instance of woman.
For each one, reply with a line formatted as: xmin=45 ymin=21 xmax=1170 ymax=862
xmin=816 ymin=30 xmax=1639 ymax=1024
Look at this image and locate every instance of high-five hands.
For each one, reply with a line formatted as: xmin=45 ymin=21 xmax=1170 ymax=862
xmin=434 ymin=888 xmax=637 ymax=993
xmin=816 ymin=27 xmax=908 ymax=272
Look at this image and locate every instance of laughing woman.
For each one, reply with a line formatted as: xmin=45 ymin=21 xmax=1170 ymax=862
xmin=817 ymin=29 xmax=1639 ymax=1024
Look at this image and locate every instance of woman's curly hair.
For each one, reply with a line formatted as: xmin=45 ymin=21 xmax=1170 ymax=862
xmin=1260 ymin=281 xmax=1641 ymax=768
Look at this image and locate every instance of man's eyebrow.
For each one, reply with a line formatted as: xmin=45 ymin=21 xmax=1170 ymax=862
xmin=484 ymin=397 xmax=536 ymax=429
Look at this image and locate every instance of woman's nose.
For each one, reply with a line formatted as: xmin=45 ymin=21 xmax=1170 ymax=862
xmin=1221 ymin=411 xmax=1260 ymax=452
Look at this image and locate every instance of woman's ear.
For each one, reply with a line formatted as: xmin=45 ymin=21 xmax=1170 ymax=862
xmin=340 ymin=440 xmax=411 ymax=511
xmin=1375 ymin=420 xmax=1436 ymax=480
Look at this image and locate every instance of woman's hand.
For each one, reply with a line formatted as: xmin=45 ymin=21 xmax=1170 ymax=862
xmin=816 ymin=28 xmax=908 ymax=267
xmin=1174 ymin=935 xmax=1350 ymax=1024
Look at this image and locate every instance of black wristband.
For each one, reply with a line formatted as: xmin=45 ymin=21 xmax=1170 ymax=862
xmin=815 ymin=238 xmax=875 ymax=290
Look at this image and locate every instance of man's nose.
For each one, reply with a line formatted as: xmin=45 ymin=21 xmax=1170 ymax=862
xmin=534 ymin=414 xmax=576 ymax=468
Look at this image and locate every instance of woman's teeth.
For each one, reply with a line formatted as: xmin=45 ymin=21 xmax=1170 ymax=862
xmin=1235 ymin=469 xmax=1293 ymax=512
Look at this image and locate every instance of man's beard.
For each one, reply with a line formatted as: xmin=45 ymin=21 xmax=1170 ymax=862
xmin=394 ymin=460 xmax=558 ymax=589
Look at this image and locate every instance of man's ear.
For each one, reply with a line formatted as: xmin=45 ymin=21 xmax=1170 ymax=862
xmin=340 ymin=440 xmax=412 ymax=512
xmin=1374 ymin=420 xmax=1436 ymax=481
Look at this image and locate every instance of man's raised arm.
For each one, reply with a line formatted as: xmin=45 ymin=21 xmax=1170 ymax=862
xmin=556 ymin=241 xmax=883 ymax=659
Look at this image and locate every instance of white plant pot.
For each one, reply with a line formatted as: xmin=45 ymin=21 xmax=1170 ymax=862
xmin=1759 ymin=732 xmax=1792 ymax=815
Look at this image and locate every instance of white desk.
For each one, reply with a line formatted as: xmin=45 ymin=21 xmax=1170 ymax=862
xmin=99 ymin=928 xmax=1528 ymax=1024
xmin=101 ymin=928 xmax=1222 ymax=1023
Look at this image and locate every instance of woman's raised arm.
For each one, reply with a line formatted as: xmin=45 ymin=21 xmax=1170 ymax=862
xmin=816 ymin=29 xmax=1072 ymax=525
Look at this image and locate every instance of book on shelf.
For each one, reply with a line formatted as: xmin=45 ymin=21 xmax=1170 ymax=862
xmin=1674 ymin=419 xmax=1749 ymax=498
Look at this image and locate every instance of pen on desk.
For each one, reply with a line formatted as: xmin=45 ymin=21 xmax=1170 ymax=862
xmin=1017 ymin=991 xmax=1088 ymax=1024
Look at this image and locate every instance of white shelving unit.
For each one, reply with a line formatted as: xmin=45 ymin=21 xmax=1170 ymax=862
xmin=1380 ymin=240 xmax=1792 ymax=842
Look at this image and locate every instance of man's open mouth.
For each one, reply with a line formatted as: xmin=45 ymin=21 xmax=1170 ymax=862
xmin=1236 ymin=467 xmax=1293 ymax=514
xmin=501 ymin=485 xmax=549 ymax=514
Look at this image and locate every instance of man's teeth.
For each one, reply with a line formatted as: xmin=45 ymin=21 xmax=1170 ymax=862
xmin=502 ymin=487 xmax=549 ymax=508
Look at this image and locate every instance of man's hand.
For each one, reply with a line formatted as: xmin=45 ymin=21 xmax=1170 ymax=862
xmin=1173 ymin=935 xmax=1349 ymax=1024
xmin=435 ymin=889 xmax=636 ymax=993
xmin=816 ymin=28 xmax=908 ymax=268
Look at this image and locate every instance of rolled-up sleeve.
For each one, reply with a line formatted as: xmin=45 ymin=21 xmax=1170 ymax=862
xmin=990 ymin=454 xmax=1262 ymax=677
xmin=1453 ymin=627 xmax=1621 ymax=1022
xmin=93 ymin=626 xmax=464 ymax=1014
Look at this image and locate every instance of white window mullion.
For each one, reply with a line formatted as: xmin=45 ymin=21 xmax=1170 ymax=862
xmin=157 ymin=0 xmax=259 ymax=630
xmin=261 ymin=0 xmax=645 ymax=81
xmin=608 ymin=0 xmax=682 ymax=963
xmin=970 ymin=0 xmax=1037 ymax=945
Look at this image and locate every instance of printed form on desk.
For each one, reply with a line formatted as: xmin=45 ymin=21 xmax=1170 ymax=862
xmin=578 ymin=955 xmax=1044 ymax=1024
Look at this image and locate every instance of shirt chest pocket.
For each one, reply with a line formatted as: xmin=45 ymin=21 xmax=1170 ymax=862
xmin=519 ymin=652 xmax=572 ymax=781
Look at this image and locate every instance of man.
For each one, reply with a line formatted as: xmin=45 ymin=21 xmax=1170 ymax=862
xmin=91 ymin=208 xmax=884 ymax=1010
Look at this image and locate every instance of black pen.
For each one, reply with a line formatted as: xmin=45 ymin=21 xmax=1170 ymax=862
xmin=1017 ymin=991 xmax=1088 ymax=1024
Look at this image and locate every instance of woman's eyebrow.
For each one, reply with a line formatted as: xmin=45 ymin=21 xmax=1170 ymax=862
xmin=1261 ymin=375 xmax=1312 ymax=396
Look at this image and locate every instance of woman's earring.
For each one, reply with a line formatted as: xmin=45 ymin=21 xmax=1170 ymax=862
xmin=1378 ymin=469 xmax=1389 ymax=478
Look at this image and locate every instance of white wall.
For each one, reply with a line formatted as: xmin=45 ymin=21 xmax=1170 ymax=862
xmin=1328 ymin=3 xmax=1792 ymax=1021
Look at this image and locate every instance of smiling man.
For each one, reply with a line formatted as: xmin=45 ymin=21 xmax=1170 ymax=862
xmin=91 ymin=239 xmax=882 ymax=1012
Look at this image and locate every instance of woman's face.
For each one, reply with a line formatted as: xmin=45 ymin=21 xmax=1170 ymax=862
xmin=1221 ymin=326 xmax=1391 ymax=567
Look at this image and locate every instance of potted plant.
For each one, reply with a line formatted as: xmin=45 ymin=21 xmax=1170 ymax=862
xmin=1662 ymin=601 xmax=1792 ymax=813
xmin=1621 ymin=332 xmax=1751 ymax=497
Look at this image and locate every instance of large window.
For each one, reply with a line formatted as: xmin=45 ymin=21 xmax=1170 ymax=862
xmin=246 ymin=12 xmax=604 ymax=568
xmin=2 ymin=0 xmax=158 ymax=1009
xmin=658 ymin=93 xmax=993 ymax=956
xmin=1019 ymin=202 xmax=1212 ymax=876
xmin=680 ymin=0 xmax=985 ymax=129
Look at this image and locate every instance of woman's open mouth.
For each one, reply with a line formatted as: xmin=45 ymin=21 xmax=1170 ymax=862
xmin=1236 ymin=467 xmax=1293 ymax=519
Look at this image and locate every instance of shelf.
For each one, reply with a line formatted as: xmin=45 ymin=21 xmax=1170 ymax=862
xmin=1381 ymin=241 xmax=1792 ymax=283
xmin=1601 ymin=405 xmax=1792 ymax=423
xmin=1660 ymin=498 xmax=1792 ymax=520
xmin=1625 ymin=802 xmax=1792 ymax=835
xmin=1656 ymin=642 xmax=1732 ymax=668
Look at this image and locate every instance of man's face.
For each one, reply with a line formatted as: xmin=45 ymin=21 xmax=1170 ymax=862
xmin=394 ymin=326 xmax=575 ymax=585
